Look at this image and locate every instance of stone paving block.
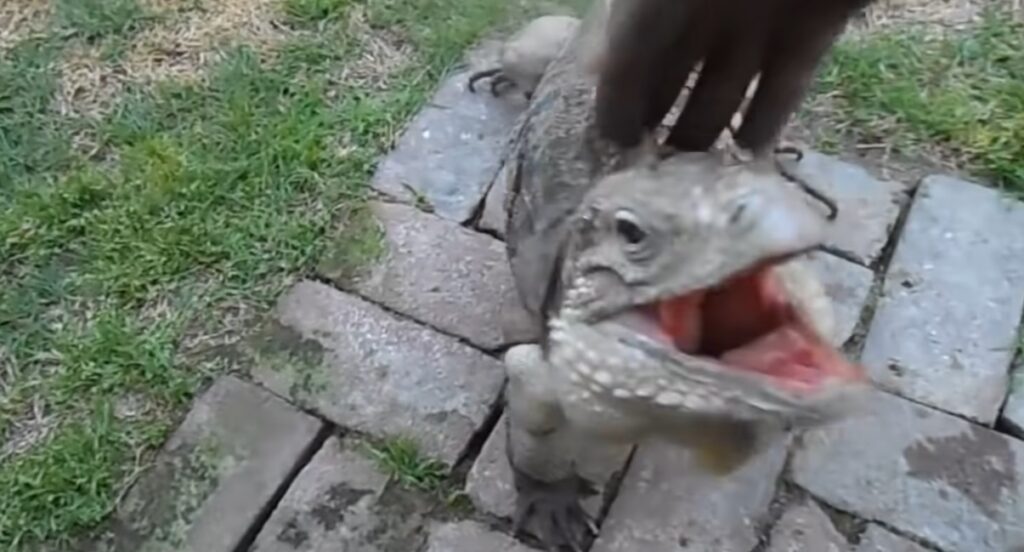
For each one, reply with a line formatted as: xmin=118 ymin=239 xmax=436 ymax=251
xmin=87 ymin=376 xmax=323 ymax=552
xmin=250 ymin=435 xmax=426 ymax=552
xmin=791 ymin=389 xmax=1024 ymax=552
xmin=477 ymin=158 xmax=512 ymax=238
xmin=767 ymin=500 xmax=848 ymax=552
xmin=320 ymin=201 xmax=530 ymax=350
xmin=464 ymin=413 xmax=632 ymax=521
xmin=854 ymin=525 xmax=930 ymax=552
xmin=370 ymin=68 xmax=525 ymax=223
xmin=590 ymin=437 xmax=789 ymax=552
xmin=1002 ymin=362 xmax=1024 ymax=439
xmin=425 ymin=520 xmax=539 ymax=552
xmin=251 ymin=280 xmax=505 ymax=467
xmin=780 ymin=151 xmax=905 ymax=266
xmin=859 ymin=175 xmax=1024 ymax=424
xmin=805 ymin=251 xmax=875 ymax=347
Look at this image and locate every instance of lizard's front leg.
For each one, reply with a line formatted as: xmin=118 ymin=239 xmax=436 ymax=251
xmin=504 ymin=344 xmax=598 ymax=551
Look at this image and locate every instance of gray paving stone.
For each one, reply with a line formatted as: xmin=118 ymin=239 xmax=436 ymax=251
xmin=859 ymin=175 xmax=1024 ymax=423
xmin=321 ymin=200 xmax=529 ymax=350
xmin=251 ymin=280 xmax=506 ymax=467
xmin=791 ymin=389 xmax=1024 ymax=552
xmin=464 ymin=413 xmax=632 ymax=521
xmin=780 ymin=151 xmax=905 ymax=266
xmin=370 ymin=68 xmax=525 ymax=223
xmin=854 ymin=525 xmax=930 ymax=552
xmin=250 ymin=435 xmax=427 ymax=552
xmin=87 ymin=376 xmax=323 ymax=552
xmin=591 ymin=437 xmax=789 ymax=552
xmin=425 ymin=520 xmax=539 ymax=552
xmin=477 ymin=158 xmax=512 ymax=239
xmin=1002 ymin=362 xmax=1024 ymax=439
xmin=767 ymin=501 xmax=849 ymax=552
xmin=805 ymin=251 xmax=875 ymax=347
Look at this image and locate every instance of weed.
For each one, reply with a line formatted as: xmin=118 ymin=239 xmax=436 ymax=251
xmin=365 ymin=438 xmax=447 ymax=492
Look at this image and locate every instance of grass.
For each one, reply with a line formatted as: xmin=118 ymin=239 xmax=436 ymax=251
xmin=364 ymin=437 xmax=448 ymax=492
xmin=283 ymin=0 xmax=350 ymax=23
xmin=54 ymin=0 xmax=150 ymax=41
xmin=0 ymin=0 xmax=555 ymax=548
xmin=807 ymin=7 xmax=1024 ymax=191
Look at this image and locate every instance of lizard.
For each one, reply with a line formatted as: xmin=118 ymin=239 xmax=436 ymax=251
xmin=497 ymin=4 xmax=871 ymax=550
xmin=468 ymin=15 xmax=581 ymax=100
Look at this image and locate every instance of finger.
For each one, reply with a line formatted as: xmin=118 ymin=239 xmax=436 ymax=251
xmin=640 ymin=21 xmax=710 ymax=129
xmin=594 ymin=0 xmax=702 ymax=148
xmin=734 ymin=0 xmax=872 ymax=154
xmin=666 ymin=3 xmax=776 ymax=151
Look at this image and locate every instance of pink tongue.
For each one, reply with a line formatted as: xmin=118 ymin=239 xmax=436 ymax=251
xmin=657 ymin=292 xmax=705 ymax=353
xmin=720 ymin=326 xmax=830 ymax=391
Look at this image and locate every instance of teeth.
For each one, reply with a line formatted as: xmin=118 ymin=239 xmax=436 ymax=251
xmin=594 ymin=371 xmax=613 ymax=385
xmin=612 ymin=388 xmax=632 ymax=399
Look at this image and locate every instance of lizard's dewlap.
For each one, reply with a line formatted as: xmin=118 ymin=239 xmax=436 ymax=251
xmin=637 ymin=264 xmax=865 ymax=393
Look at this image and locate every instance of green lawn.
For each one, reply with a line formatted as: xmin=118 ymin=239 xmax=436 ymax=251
xmin=806 ymin=7 xmax=1024 ymax=192
xmin=0 ymin=0 xmax=564 ymax=548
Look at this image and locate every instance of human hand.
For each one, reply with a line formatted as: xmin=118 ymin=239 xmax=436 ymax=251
xmin=592 ymin=0 xmax=873 ymax=156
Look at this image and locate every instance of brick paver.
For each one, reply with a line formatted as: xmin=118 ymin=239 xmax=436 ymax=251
xmin=89 ymin=376 xmax=323 ymax=552
xmin=767 ymin=500 xmax=848 ymax=552
xmin=791 ymin=389 xmax=1024 ymax=552
xmin=590 ymin=438 xmax=789 ymax=552
xmin=321 ymin=200 xmax=531 ymax=350
xmin=251 ymin=280 xmax=505 ymax=467
xmin=860 ymin=175 xmax=1024 ymax=424
xmin=370 ymin=68 xmax=525 ymax=223
xmin=780 ymin=151 xmax=906 ymax=266
xmin=425 ymin=520 xmax=540 ymax=552
xmin=249 ymin=436 xmax=414 ymax=551
xmin=855 ymin=525 xmax=932 ymax=552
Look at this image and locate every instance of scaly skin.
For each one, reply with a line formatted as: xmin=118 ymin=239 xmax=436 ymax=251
xmin=499 ymin=5 xmax=870 ymax=550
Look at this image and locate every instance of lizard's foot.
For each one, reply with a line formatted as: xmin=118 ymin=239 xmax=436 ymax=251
xmin=490 ymin=74 xmax=516 ymax=97
xmin=467 ymin=67 xmax=502 ymax=94
xmin=512 ymin=470 xmax=599 ymax=552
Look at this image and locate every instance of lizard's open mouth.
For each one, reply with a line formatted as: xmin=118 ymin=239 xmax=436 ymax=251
xmin=632 ymin=263 xmax=865 ymax=393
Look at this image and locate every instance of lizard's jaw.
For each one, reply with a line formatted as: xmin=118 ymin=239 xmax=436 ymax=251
xmin=616 ymin=263 xmax=866 ymax=395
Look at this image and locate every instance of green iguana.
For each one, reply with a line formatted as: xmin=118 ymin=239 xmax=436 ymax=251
xmin=498 ymin=5 xmax=871 ymax=550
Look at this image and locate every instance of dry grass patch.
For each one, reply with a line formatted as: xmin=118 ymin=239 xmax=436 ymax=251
xmin=119 ymin=0 xmax=289 ymax=84
xmin=56 ymin=44 xmax=129 ymax=119
xmin=340 ymin=5 xmax=416 ymax=90
xmin=0 ymin=0 xmax=53 ymax=52
xmin=858 ymin=0 xmax=1022 ymax=33
xmin=51 ymin=0 xmax=292 ymax=119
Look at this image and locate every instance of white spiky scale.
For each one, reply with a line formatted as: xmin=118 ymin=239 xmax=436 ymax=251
xmin=654 ymin=390 xmax=686 ymax=407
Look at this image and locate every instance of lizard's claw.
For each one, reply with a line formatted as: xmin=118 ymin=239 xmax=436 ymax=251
xmin=511 ymin=471 xmax=599 ymax=552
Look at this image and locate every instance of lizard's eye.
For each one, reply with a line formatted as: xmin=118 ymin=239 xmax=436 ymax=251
xmin=614 ymin=209 xmax=648 ymax=245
